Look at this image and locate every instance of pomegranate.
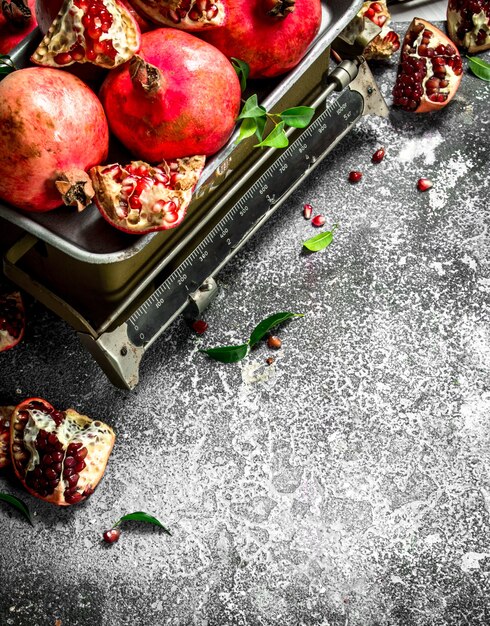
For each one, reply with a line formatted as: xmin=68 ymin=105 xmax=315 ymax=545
xmin=10 ymin=398 xmax=115 ymax=506
xmin=393 ymin=18 xmax=463 ymax=113
xmin=126 ymin=0 xmax=226 ymax=31
xmin=447 ymin=0 xmax=490 ymax=52
xmin=0 ymin=0 xmax=37 ymax=55
xmin=0 ymin=406 xmax=14 ymax=470
xmin=358 ymin=1 xmax=400 ymax=61
xmin=90 ymin=156 xmax=205 ymax=234
xmin=32 ymin=0 xmax=141 ymax=69
xmin=99 ymin=30 xmax=241 ymax=160
xmin=0 ymin=291 xmax=25 ymax=352
xmin=0 ymin=67 xmax=109 ymax=212
xmin=200 ymin=0 xmax=322 ymax=79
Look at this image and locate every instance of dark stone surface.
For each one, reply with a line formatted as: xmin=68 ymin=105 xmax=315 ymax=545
xmin=1 ymin=31 xmax=490 ymax=626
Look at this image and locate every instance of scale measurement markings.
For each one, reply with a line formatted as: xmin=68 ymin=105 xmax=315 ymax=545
xmin=127 ymin=88 xmax=364 ymax=347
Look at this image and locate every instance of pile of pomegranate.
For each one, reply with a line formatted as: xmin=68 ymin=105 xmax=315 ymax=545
xmin=2 ymin=398 xmax=115 ymax=506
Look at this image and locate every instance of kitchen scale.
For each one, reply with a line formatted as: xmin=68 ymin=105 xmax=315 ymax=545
xmin=0 ymin=1 xmax=388 ymax=389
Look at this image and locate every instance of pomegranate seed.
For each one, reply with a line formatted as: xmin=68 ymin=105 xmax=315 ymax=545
xmin=266 ymin=357 xmax=275 ymax=365
xmin=267 ymin=336 xmax=282 ymax=350
xmin=372 ymin=148 xmax=385 ymax=164
xmin=192 ymin=320 xmax=208 ymax=335
xmin=417 ymin=178 xmax=433 ymax=191
xmin=103 ymin=528 xmax=121 ymax=544
xmin=311 ymin=215 xmax=326 ymax=227
xmin=303 ymin=204 xmax=313 ymax=219
xmin=75 ymin=447 xmax=88 ymax=461
xmin=348 ymin=171 xmax=363 ymax=183
xmin=64 ymin=456 xmax=76 ymax=467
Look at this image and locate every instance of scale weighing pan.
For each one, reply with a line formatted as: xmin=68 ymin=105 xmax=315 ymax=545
xmin=0 ymin=0 xmax=388 ymax=388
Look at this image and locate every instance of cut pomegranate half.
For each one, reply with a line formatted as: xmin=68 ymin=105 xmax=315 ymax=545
xmin=447 ymin=0 xmax=490 ymax=52
xmin=126 ymin=0 xmax=226 ymax=31
xmin=31 ymin=0 xmax=141 ymax=69
xmin=393 ymin=18 xmax=463 ymax=113
xmin=0 ymin=406 xmax=14 ymax=470
xmin=90 ymin=156 xmax=205 ymax=235
xmin=10 ymin=398 xmax=115 ymax=506
xmin=0 ymin=291 xmax=25 ymax=353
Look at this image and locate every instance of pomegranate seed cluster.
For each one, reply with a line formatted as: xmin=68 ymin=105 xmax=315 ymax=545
xmin=165 ymin=0 xmax=219 ymax=25
xmin=450 ymin=0 xmax=490 ymax=46
xmin=54 ymin=0 xmax=117 ymax=65
xmin=394 ymin=23 xmax=463 ymax=112
xmin=363 ymin=2 xmax=387 ymax=27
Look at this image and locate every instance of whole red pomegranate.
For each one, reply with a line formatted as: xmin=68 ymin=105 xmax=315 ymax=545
xmin=99 ymin=29 xmax=241 ymax=161
xmin=0 ymin=67 xmax=109 ymax=212
xmin=32 ymin=0 xmax=141 ymax=69
xmin=0 ymin=291 xmax=25 ymax=352
xmin=126 ymin=0 xmax=226 ymax=30
xmin=447 ymin=0 xmax=490 ymax=52
xmin=393 ymin=18 xmax=463 ymax=113
xmin=0 ymin=0 xmax=37 ymax=55
xmin=200 ymin=0 xmax=322 ymax=78
xmin=0 ymin=406 xmax=13 ymax=470
xmin=10 ymin=398 xmax=115 ymax=506
xmin=90 ymin=156 xmax=205 ymax=234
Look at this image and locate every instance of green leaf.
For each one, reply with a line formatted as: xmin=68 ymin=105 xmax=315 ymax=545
xmin=303 ymin=224 xmax=338 ymax=252
xmin=279 ymin=106 xmax=315 ymax=128
xmin=237 ymin=94 xmax=267 ymax=120
xmin=236 ymin=118 xmax=257 ymax=144
xmin=255 ymin=115 xmax=267 ymax=142
xmin=255 ymin=121 xmax=289 ymax=148
xmin=467 ymin=56 xmax=490 ymax=82
xmin=0 ymin=492 xmax=33 ymax=526
xmin=199 ymin=343 xmax=250 ymax=363
xmin=249 ymin=312 xmax=304 ymax=348
xmin=0 ymin=55 xmax=16 ymax=79
xmin=231 ymin=57 xmax=250 ymax=91
xmin=115 ymin=511 xmax=171 ymax=535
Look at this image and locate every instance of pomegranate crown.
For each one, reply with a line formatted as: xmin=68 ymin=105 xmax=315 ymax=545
xmin=265 ymin=0 xmax=295 ymax=18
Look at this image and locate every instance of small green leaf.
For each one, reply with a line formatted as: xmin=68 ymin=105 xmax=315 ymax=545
xmin=199 ymin=343 xmax=250 ymax=363
xmin=249 ymin=312 xmax=304 ymax=347
xmin=231 ymin=57 xmax=250 ymax=91
xmin=303 ymin=225 xmax=338 ymax=252
xmin=115 ymin=511 xmax=171 ymax=535
xmin=467 ymin=56 xmax=490 ymax=82
xmin=255 ymin=115 xmax=267 ymax=142
xmin=236 ymin=118 xmax=257 ymax=144
xmin=237 ymin=94 xmax=267 ymax=120
xmin=0 ymin=55 xmax=16 ymax=79
xmin=0 ymin=492 xmax=33 ymax=526
xmin=279 ymin=106 xmax=315 ymax=128
xmin=255 ymin=121 xmax=289 ymax=148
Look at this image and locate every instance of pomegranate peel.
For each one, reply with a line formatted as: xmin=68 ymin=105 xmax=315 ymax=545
xmin=90 ymin=156 xmax=205 ymax=234
xmin=126 ymin=0 xmax=226 ymax=31
xmin=31 ymin=0 xmax=141 ymax=69
xmin=447 ymin=0 xmax=490 ymax=52
xmin=0 ymin=406 xmax=14 ymax=470
xmin=10 ymin=398 xmax=115 ymax=506
xmin=0 ymin=291 xmax=25 ymax=353
xmin=393 ymin=18 xmax=463 ymax=113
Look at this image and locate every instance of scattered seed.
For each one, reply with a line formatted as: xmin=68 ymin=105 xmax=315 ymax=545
xmin=303 ymin=204 xmax=313 ymax=219
xmin=311 ymin=215 xmax=326 ymax=227
xmin=267 ymin=335 xmax=282 ymax=350
xmin=348 ymin=170 xmax=363 ymax=183
xmin=192 ymin=320 xmax=208 ymax=335
xmin=372 ymin=147 xmax=385 ymax=163
xmin=265 ymin=357 xmax=275 ymax=365
xmin=103 ymin=528 xmax=121 ymax=544
xmin=417 ymin=177 xmax=433 ymax=191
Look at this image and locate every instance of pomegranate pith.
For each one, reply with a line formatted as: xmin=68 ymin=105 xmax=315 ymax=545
xmin=126 ymin=0 xmax=226 ymax=30
xmin=0 ymin=406 xmax=14 ymax=469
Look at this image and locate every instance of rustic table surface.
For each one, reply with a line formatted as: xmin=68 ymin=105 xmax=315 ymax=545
xmin=1 ymin=17 xmax=489 ymax=626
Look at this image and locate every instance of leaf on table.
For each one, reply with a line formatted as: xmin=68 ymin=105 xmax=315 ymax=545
xmin=0 ymin=492 xmax=33 ymax=526
xmin=303 ymin=225 xmax=338 ymax=252
xmin=116 ymin=511 xmax=171 ymax=535
xmin=467 ymin=56 xmax=490 ymax=82
xmin=199 ymin=343 xmax=250 ymax=363
xmin=249 ymin=312 xmax=304 ymax=347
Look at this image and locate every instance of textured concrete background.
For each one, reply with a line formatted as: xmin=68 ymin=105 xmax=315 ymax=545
xmin=1 ymin=32 xmax=490 ymax=626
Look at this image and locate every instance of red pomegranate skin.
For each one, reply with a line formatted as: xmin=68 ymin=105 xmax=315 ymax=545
xmin=201 ymin=0 xmax=323 ymax=78
xmin=0 ymin=67 xmax=109 ymax=212
xmin=100 ymin=29 xmax=242 ymax=161
xmin=0 ymin=0 xmax=37 ymax=55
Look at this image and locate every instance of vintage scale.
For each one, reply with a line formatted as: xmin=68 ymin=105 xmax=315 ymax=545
xmin=0 ymin=0 xmax=388 ymax=389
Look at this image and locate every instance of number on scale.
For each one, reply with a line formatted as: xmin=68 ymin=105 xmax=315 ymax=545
xmin=199 ymin=250 xmax=208 ymax=262
xmin=240 ymin=205 xmax=248 ymax=216
xmin=177 ymin=274 xmax=187 ymax=285
xmin=220 ymin=228 xmax=228 ymax=238
xmin=279 ymin=163 xmax=288 ymax=172
xmin=156 ymin=298 xmax=165 ymax=308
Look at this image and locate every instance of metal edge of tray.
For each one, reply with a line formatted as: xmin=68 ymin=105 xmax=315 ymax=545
xmin=0 ymin=0 xmax=362 ymax=265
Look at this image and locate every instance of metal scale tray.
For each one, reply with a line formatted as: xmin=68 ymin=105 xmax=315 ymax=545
xmin=0 ymin=0 xmax=387 ymax=387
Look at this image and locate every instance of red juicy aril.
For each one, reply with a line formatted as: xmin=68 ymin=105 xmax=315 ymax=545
xmin=0 ymin=67 xmax=108 ymax=212
xmin=0 ymin=291 xmax=25 ymax=352
xmin=90 ymin=156 xmax=205 ymax=234
xmin=447 ymin=0 xmax=490 ymax=52
xmin=393 ymin=18 xmax=463 ymax=113
xmin=0 ymin=0 xmax=37 ymax=55
xmin=0 ymin=406 xmax=13 ymax=470
xmin=200 ymin=0 xmax=322 ymax=78
xmin=10 ymin=398 xmax=115 ymax=506
xmin=99 ymin=29 xmax=241 ymax=160
xmin=127 ymin=0 xmax=226 ymax=31
xmin=32 ymin=0 xmax=141 ymax=69
xmin=360 ymin=1 xmax=401 ymax=61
